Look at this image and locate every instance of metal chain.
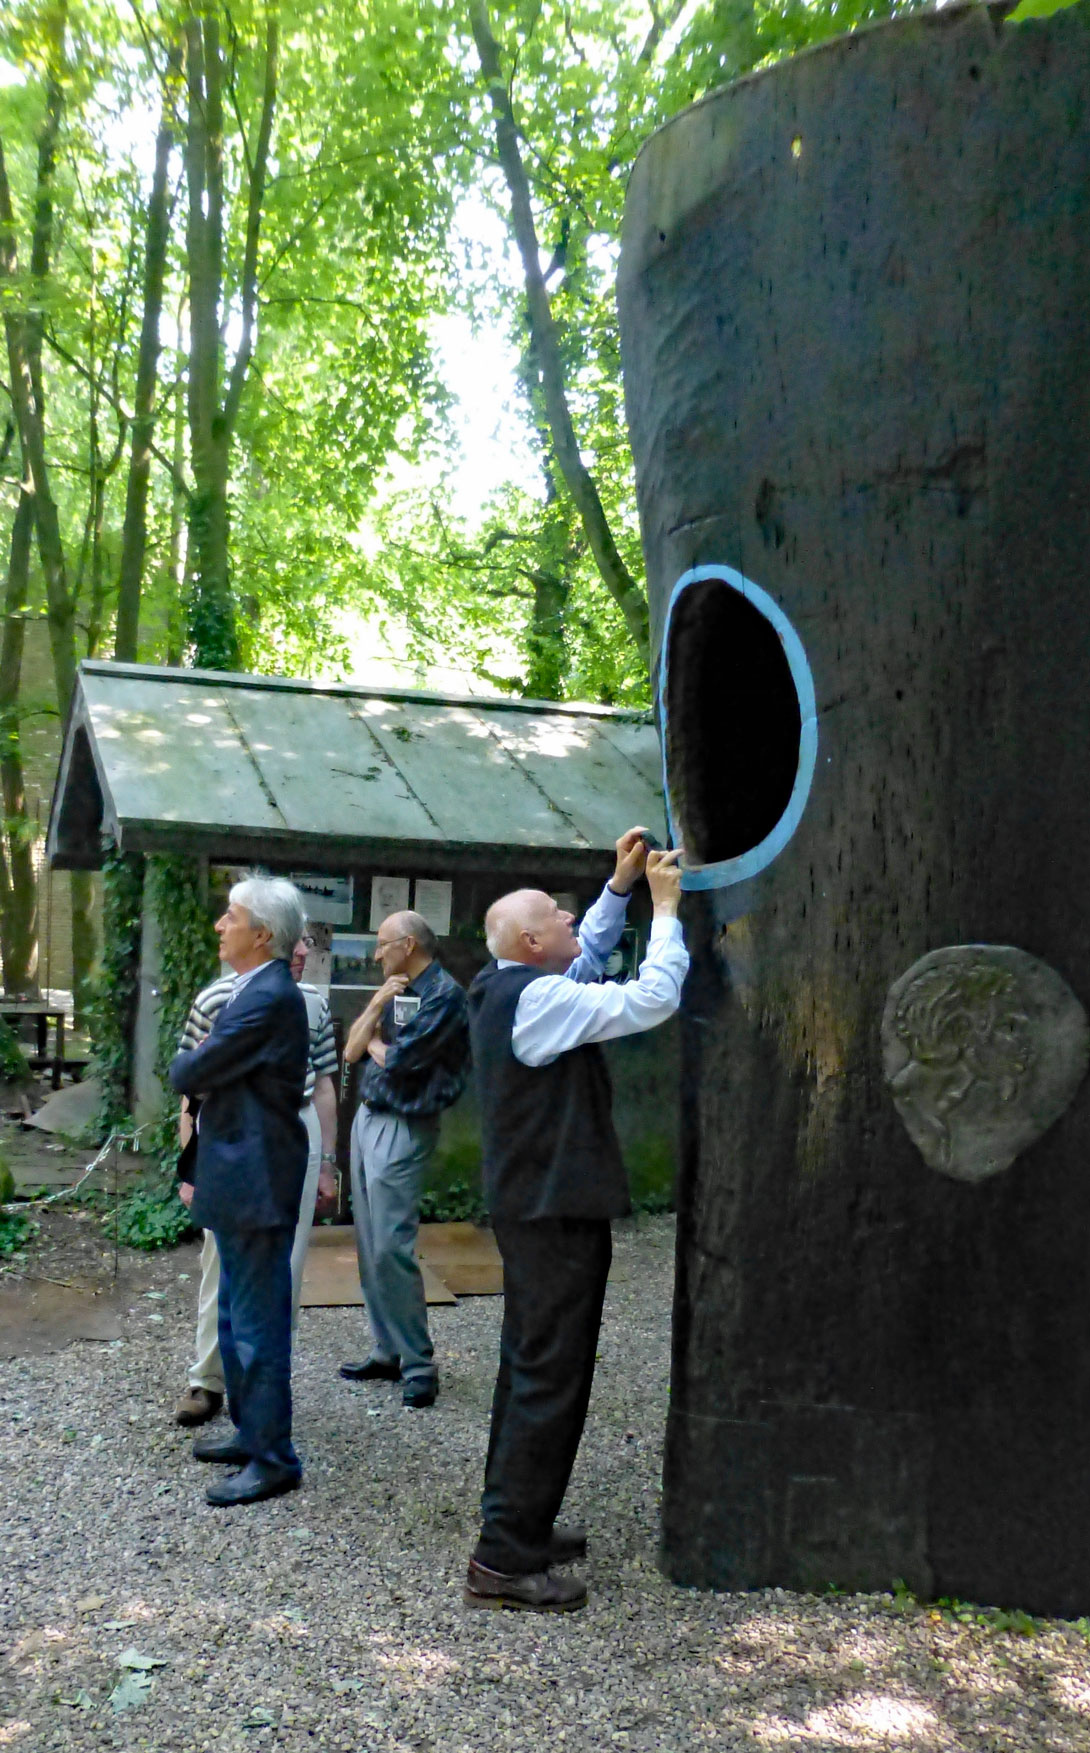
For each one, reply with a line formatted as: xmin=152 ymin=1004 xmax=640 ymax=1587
xmin=0 ymin=1125 xmax=148 ymax=1214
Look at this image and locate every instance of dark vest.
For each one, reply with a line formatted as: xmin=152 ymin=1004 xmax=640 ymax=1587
xmin=467 ymin=961 xmax=630 ymax=1221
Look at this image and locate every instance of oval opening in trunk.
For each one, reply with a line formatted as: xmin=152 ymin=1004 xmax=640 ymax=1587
xmin=660 ymin=566 xmax=817 ymax=889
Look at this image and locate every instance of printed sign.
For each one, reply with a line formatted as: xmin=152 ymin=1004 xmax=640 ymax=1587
xmin=413 ymin=878 xmax=453 ymax=937
xmin=369 ymin=875 xmax=410 ymax=931
xmin=302 ymin=921 xmax=333 ymax=992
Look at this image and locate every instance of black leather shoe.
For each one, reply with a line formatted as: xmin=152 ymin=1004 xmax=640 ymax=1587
xmin=464 ymin=1558 xmax=586 ymax=1612
xmin=206 ymin=1462 xmax=301 ymax=1507
xmin=192 ymin=1434 xmax=250 ymax=1465
xmin=549 ymin=1522 xmax=588 ymax=1564
xmin=402 ymin=1380 xmax=437 ymax=1409
xmin=339 ymin=1356 xmax=401 ymax=1382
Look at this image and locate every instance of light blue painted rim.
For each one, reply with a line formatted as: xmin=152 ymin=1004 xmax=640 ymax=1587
xmin=658 ymin=564 xmax=818 ymax=890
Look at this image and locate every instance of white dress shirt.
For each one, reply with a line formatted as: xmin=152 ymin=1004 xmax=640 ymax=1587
xmin=497 ymin=883 xmax=689 ymax=1068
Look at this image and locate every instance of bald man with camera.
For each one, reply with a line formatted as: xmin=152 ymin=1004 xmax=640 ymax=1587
xmin=464 ymin=829 xmax=688 ymax=1612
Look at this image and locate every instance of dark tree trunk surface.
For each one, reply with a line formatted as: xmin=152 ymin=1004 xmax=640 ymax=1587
xmin=619 ymin=2 xmax=1090 ymax=1616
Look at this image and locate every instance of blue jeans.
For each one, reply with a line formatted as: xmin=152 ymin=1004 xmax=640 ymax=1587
xmin=214 ymin=1225 xmax=300 ymax=1478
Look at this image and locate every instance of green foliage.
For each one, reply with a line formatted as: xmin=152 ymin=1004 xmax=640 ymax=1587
xmin=0 ymin=1207 xmax=37 ymax=1257
xmin=1008 ymin=0 xmax=1084 ymax=17
xmin=0 ymin=1018 xmax=31 ymax=1084
xmin=145 ymin=855 xmax=219 ymax=1175
xmin=89 ymin=847 xmax=145 ymax=1133
xmin=890 ymin=1579 xmax=1042 ymax=1635
xmin=418 ymin=1178 xmax=488 ymax=1225
xmin=933 ymin=1597 xmax=1041 ymax=1636
xmin=106 ymin=1176 xmax=193 ymax=1251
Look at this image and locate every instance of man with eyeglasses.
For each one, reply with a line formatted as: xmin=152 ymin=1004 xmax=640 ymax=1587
xmin=338 ymin=910 xmax=469 ymax=1409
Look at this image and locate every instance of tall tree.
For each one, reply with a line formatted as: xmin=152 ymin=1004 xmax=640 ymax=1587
xmin=0 ymin=491 xmax=38 ymax=990
xmin=183 ymin=3 xmax=277 ymax=670
xmin=115 ymin=43 xmax=179 ymax=663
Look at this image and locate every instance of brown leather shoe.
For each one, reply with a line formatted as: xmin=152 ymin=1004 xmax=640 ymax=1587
xmin=464 ymin=1558 xmax=587 ymax=1613
xmin=174 ymin=1386 xmax=224 ymax=1427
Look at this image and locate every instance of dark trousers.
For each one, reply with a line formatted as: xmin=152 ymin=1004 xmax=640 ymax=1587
xmin=214 ymin=1225 xmax=299 ymax=1478
xmin=474 ymin=1216 xmax=612 ymax=1575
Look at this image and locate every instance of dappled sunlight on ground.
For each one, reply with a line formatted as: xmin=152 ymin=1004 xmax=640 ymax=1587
xmin=756 ymin=1693 xmax=941 ymax=1745
xmin=5 ymin=1218 xmax=1090 ymax=1751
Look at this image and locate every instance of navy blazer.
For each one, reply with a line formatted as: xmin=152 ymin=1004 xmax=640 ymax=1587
xmin=169 ymin=958 xmax=310 ymax=1233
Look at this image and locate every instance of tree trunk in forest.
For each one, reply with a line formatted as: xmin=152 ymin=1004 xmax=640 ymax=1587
xmin=183 ymin=9 xmax=234 ymax=668
xmin=183 ymin=7 xmax=277 ymax=671
xmin=166 ymin=368 xmax=188 ymax=665
xmin=0 ymin=494 xmax=38 ymax=993
xmin=468 ymin=0 xmax=651 ymax=675
xmin=115 ymin=49 xmax=178 ymax=662
xmin=0 ymin=5 xmax=95 ymax=1018
xmin=525 ymin=568 xmax=568 ymax=701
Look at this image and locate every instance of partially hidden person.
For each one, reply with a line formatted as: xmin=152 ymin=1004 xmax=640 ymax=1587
xmin=169 ymin=874 xmax=311 ymax=1507
xmin=338 ymin=910 xmax=469 ymax=1409
xmin=464 ymin=828 xmax=687 ymax=1611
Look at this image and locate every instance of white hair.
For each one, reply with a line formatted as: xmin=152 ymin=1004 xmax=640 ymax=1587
xmin=230 ymin=874 xmax=307 ymax=960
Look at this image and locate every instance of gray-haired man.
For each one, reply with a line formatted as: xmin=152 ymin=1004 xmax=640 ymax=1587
xmin=339 ymin=910 xmax=469 ymax=1408
xmin=169 ymin=875 xmax=310 ymax=1506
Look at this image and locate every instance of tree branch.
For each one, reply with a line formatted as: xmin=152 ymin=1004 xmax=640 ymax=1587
xmin=41 ymin=328 xmax=192 ymax=501
xmin=468 ymin=0 xmax=650 ymax=673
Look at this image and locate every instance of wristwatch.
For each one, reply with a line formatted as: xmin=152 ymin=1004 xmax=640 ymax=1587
xmin=320 ymin=1151 xmax=337 ymax=1165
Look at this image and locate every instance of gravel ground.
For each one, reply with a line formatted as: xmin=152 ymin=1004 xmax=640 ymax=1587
xmin=4 ymin=1213 xmax=1090 ymax=1752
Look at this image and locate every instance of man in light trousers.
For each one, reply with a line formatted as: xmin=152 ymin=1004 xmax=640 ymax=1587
xmin=339 ymin=911 xmax=469 ymax=1410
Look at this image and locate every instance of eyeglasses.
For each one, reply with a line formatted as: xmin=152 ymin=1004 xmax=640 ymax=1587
xmin=376 ymin=935 xmax=410 ymax=953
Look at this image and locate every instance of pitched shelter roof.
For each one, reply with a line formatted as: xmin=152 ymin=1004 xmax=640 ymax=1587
xmin=47 ymin=662 xmax=666 ymax=873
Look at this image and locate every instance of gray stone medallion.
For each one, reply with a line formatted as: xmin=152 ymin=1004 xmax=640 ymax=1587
xmin=881 ymin=946 xmax=1090 ymax=1183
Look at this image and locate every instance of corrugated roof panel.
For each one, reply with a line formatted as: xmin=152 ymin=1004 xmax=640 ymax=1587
xmin=468 ymin=707 xmax=664 ymax=848
xmin=86 ymin=680 xmax=283 ymax=832
xmin=352 ymin=697 xmax=577 ymax=848
xmin=219 ymin=687 xmax=439 ymax=842
xmin=593 ymin=714 xmax=668 ymax=798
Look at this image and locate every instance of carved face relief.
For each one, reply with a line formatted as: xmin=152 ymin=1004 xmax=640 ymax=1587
xmin=881 ymin=946 xmax=1089 ymax=1183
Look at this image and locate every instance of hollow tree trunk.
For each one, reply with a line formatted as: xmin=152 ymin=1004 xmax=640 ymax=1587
xmin=619 ymin=1 xmax=1090 ymax=1618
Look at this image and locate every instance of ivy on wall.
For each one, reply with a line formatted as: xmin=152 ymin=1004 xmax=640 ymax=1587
xmin=144 ymin=853 xmax=221 ymax=1170
xmin=90 ymin=844 xmax=145 ymax=1132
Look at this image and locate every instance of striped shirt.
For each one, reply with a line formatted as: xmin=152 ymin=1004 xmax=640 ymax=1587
xmin=178 ymin=974 xmax=336 ymax=1102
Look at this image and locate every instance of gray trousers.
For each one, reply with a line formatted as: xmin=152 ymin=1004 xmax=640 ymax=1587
xmin=349 ymin=1103 xmax=438 ymax=1386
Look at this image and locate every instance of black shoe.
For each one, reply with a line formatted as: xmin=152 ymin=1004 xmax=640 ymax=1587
xmin=339 ymin=1356 xmax=401 ymax=1382
xmin=192 ymin=1433 xmax=250 ymax=1465
xmin=549 ymin=1522 xmax=588 ymax=1564
xmin=206 ymin=1462 xmax=301 ymax=1507
xmin=402 ymin=1380 xmax=438 ymax=1409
